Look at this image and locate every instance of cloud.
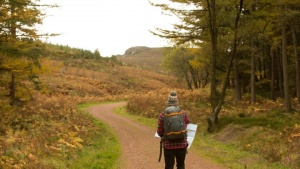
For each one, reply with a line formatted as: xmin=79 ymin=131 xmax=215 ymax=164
xmin=39 ymin=0 xmax=176 ymax=56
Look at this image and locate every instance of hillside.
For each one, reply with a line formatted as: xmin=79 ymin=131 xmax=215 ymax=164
xmin=1 ymin=44 xmax=300 ymax=168
xmin=0 ymin=45 xmax=185 ymax=168
xmin=42 ymin=44 xmax=183 ymax=97
xmin=117 ymin=46 xmax=166 ymax=72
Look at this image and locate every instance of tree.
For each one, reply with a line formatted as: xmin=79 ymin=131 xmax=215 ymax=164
xmin=162 ymin=46 xmax=195 ymax=90
xmin=162 ymin=45 xmax=209 ymax=90
xmin=150 ymin=0 xmax=245 ymax=131
xmin=94 ymin=49 xmax=101 ymax=58
xmin=267 ymin=0 xmax=300 ymax=111
xmin=291 ymin=23 xmax=300 ymax=104
xmin=288 ymin=5 xmax=300 ymax=104
xmin=150 ymin=0 xmax=300 ymax=129
xmin=281 ymin=18 xmax=292 ymax=112
xmin=0 ymin=0 xmax=56 ymax=105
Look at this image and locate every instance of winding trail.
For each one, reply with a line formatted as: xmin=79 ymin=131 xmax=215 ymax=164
xmin=88 ymin=102 xmax=224 ymax=169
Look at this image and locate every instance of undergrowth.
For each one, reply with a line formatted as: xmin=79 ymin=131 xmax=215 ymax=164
xmin=126 ymin=88 xmax=300 ymax=168
xmin=0 ymin=96 xmax=120 ymax=169
xmin=40 ymin=115 xmax=120 ymax=169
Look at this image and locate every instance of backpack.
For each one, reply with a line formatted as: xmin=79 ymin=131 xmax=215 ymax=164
xmin=158 ymin=106 xmax=187 ymax=162
xmin=163 ymin=106 xmax=186 ymax=141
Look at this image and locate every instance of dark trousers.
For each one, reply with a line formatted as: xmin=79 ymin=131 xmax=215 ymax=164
xmin=164 ymin=148 xmax=186 ymax=169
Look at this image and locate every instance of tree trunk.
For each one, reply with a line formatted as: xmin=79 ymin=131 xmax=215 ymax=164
xmin=267 ymin=45 xmax=272 ymax=80
xmin=190 ymin=67 xmax=199 ymax=89
xmin=276 ymin=47 xmax=284 ymax=98
xmin=207 ymin=0 xmax=218 ymax=132
xmin=10 ymin=72 xmax=16 ymax=105
xmin=185 ymin=71 xmax=193 ymax=90
xmin=207 ymin=0 xmax=244 ymax=132
xmin=281 ymin=22 xmax=292 ymax=112
xmin=271 ymin=48 xmax=275 ymax=100
xmin=258 ymin=56 xmax=262 ymax=80
xmin=233 ymin=57 xmax=242 ymax=102
xmin=208 ymin=0 xmax=218 ymax=109
xmin=291 ymin=24 xmax=300 ymax=104
xmin=202 ymin=70 xmax=210 ymax=88
xmin=251 ymin=39 xmax=256 ymax=104
xmin=263 ymin=59 xmax=267 ymax=79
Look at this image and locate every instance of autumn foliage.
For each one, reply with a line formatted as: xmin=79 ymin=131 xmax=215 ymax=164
xmin=0 ymin=42 xmax=185 ymax=168
xmin=126 ymin=89 xmax=300 ymax=167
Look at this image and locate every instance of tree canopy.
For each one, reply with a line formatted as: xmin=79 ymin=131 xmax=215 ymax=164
xmin=150 ymin=0 xmax=300 ymax=131
xmin=0 ymin=0 xmax=56 ymax=105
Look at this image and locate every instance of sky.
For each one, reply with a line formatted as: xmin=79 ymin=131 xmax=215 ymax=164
xmin=39 ymin=0 xmax=176 ymax=57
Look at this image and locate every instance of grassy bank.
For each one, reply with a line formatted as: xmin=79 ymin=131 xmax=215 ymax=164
xmin=193 ymin=129 xmax=290 ymax=169
xmin=41 ymin=103 xmax=121 ymax=169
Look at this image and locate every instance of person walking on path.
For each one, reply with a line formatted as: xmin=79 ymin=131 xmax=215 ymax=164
xmin=157 ymin=91 xmax=190 ymax=169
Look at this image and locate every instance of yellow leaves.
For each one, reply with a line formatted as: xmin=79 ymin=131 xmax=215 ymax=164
xmin=49 ymin=146 xmax=62 ymax=151
xmin=291 ymin=133 xmax=300 ymax=138
xmin=294 ymin=123 xmax=300 ymax=129
xmin=5 ymin=128 xmax=14 ymax=137
xmin=4 ymin=137 xmax=16 ymax=145
xmin=70 ymin=134 xmax=84 ymax=149
xmin=34 ymin=58 xmax=62 ymax=75
xmin=73 ymin=137 xmax=84 ymax=143
xmin=73 ymin=142 xmax=84 ymax=149
xmin=1 ymin=57 xmax=32 ymax=73
xmin=58 ymin=139 xmax=76 ymax=148
xmin=74 ymin=125 xmax=80 ymax=132
xmin=54 ymin=103 xmax=60 ymax=108
xmin=1 ymin=155 xmax=12 ymax=161
xmin=4 ymin=129 xmax=16 ymax=145
xmin=27 ymin=153 xmax=38 ymax=161
xmin=0 ymin=156 xmax=15 ymax=168
xmin=55 ymin=131 xmax=85 ymax=150
xmin=57 ymin=136 xmax=84 ymax=149
xmin=290 ymin=124 xmax=300 ymax=138
xmin=189 ymin=59 xmax=203 ymax=69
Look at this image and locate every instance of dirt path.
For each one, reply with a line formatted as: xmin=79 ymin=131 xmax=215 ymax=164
xmin=88 ymin=102 xmax=224 ymax=169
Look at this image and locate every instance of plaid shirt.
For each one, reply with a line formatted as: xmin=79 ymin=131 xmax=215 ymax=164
xmin=157 ymin=110 xmax=190 ymax=149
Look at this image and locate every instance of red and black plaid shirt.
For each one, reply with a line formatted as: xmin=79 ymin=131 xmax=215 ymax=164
xmin=157 ymin=110 xmax=190 ymax=149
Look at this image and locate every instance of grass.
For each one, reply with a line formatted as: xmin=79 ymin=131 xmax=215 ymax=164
xmin=67 ymin=119 xmax=121 ymax=169
xmin=217 ymin=116 xmax=290 ymax=131
xmin=41 ymin=102 xmax=121 ymax=169
xmin=193 ymin=131 xmax=291 ymax=169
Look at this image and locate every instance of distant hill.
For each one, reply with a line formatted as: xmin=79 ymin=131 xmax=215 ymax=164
xmin=117 ymin=46 xmax=166 ymax=72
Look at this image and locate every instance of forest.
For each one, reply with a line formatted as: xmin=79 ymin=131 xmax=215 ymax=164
xmin=150 ymin=0 xmax=300 ymax=131
xmin=0 ymin=0 xmax=300 ymax=168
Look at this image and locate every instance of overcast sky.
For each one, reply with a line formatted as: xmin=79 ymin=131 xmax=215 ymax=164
xmin=39 ymin=0 xmax=176 ymax=56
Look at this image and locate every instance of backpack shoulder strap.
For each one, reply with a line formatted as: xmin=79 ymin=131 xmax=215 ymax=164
xmin=164 ymin=111 xmax=182 ymax=116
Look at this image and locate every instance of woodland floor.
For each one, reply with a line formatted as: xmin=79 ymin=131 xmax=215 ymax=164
xmin=88 ymin=102 xmax=225 ymax=169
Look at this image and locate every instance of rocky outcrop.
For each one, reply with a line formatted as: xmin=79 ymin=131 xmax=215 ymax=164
xmin=124 ymin=46 xmax=150 ymax=56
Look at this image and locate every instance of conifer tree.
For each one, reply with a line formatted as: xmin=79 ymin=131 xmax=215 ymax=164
xmin=0 ymin=0 xmax=56 ymax=104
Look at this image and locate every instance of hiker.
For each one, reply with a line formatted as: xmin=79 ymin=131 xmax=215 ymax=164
xmin=157 ymin=91 xmax=190 ymax=169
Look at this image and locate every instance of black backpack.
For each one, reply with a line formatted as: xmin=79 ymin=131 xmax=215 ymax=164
xmin=162 ymin=106 xmax=186 ymax=141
